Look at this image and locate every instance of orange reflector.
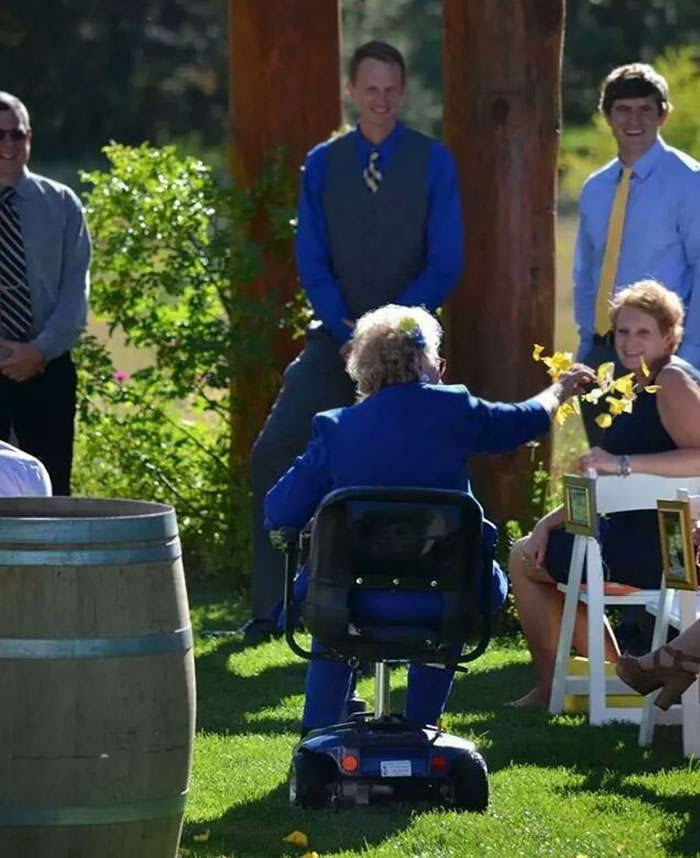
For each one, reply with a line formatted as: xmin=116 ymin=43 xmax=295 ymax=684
xmin=431 ymin=755 xmax=448 ymax=771
xmin=341 ymin=754 xmax=359 ymax=772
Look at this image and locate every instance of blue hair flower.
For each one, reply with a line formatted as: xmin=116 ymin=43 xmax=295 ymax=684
xmin=397 ymin=316 xmax=426 ymax=349
xmin=411 ymin=328 xmax=426 ymax=349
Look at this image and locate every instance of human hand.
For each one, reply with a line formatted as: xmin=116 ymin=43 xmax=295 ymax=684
xmin=578 ymin=446 xmax=618 ymax=475
xmin=521 ymin=520 xmax=551 ymax=569
xmin=0 ymin=341 xmax=45 ymax=382
xmin=556 ymin=363 xmax=596 ymax=401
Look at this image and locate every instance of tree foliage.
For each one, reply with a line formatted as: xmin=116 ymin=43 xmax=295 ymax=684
xmin=3 ymin=0 xmax=700 ymax=165
xmin=74 ymin=143 xmax=297 ymax=581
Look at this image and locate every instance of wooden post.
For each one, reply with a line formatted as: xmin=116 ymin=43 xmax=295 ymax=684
xmin=228 ymin=0 xmax=343 ymax=459
xmin=442 ymin=0 xmax=564 ymax=522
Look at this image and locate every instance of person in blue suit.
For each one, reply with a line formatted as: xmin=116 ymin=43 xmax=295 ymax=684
xmin=265 ymin=304 xmax=593 ymax=733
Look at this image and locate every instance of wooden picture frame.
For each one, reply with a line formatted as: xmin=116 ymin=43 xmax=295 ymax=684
xmin=563 ymin=474 xmax=598 ymax=537
xmin=657 ymin=499 xmax=698 ymax=591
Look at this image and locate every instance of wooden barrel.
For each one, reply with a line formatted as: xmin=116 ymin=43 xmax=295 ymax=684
xmin=0 ymin=498 xmax=195 ymax=858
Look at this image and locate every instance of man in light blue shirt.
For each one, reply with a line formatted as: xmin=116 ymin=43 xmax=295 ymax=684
xmin=0 ymin=92 xmax=90 ymax=494
xmin=573 ymin=64 xmax=700 ymax=444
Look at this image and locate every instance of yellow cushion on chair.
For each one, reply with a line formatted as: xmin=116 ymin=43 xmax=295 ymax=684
xmin=563 ymin=656 xmax=640 ymax=712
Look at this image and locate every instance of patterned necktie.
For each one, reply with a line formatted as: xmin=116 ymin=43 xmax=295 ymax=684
xmin=0 ymin=186 xmax=33 ymax=341
xmin=594 ymin=165 xmax=633 ymax=336
xmin=363 ymin=150 xmax=382 ymax=193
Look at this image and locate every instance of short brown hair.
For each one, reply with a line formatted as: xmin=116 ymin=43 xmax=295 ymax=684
xmin=610 ymin=279 xmax=684 ymax=349
xmin=599 ymin=63 xmax=672 ymax=116
xmin=349 ymin=41 xmax=406 ymax=83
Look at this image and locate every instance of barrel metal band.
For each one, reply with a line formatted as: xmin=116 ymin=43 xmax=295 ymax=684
xmin=0 ymin=791 xmax=188 ymax=826
xmin=0 ymin=626 xmax=194 ymax=660
xmin=0 ymin=510 xmax=179 ymax=545
xmin=0 ymin=538 xmax=181 ymax=567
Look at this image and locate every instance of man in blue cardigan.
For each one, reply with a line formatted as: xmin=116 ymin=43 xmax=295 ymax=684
xmin=243 ymin=41 xmax=464 ymax=640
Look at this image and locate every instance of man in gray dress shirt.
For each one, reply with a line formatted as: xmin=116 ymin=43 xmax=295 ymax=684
xmin=0 ymin=92 xmax=90 ymax=494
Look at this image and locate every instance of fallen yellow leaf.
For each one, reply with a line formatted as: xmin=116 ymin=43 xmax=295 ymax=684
xmin=595 ymin=413 xmax=613 ymax=429
xmin=284 ymin=830 xmax=309 ymax=846
xmin=301 ymin=852 xmax=320 ymax=858
xmin=193 ymin=829 xmax=210 ymax=842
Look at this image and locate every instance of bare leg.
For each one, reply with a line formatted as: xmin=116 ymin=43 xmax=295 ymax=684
xmin=638 ymin=618 xmax=700 ymax=672
xmin=508 ymin=537 xmax=619 ymax=707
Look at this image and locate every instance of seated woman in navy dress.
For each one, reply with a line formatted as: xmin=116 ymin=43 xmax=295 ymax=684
xmin=509 ymin=280 xmax=700 ymax=707
xmin=265 ymin=304 xmax=592 ymax=733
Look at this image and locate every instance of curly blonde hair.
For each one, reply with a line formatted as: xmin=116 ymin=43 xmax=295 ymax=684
xmin=610 ymin=279 xmax=684 ymax=349
xmin=346 ymin=305 xmax=442 ymax=399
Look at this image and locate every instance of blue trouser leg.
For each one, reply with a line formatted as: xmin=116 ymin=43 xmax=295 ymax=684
xmin=405 ymin=651 xmax=461 ymax=726
xmin=301 ymin=639 xmax=354 ymax=730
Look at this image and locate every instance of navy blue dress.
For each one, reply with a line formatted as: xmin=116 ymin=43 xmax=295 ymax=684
xmin=545 ymin=357 xmax=700 ymax=588
xmin=265 ymin=381 xmax=551 ymax=730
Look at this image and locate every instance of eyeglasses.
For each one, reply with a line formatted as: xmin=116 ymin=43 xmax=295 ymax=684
xmin=0 ymin=129 xmax=28 ymax=142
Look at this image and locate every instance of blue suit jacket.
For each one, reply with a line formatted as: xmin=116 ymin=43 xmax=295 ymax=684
xmin=265 ymin=381 xmax=550 ymax=532
xmin=265 ymin=381 xmax=551 ymax=627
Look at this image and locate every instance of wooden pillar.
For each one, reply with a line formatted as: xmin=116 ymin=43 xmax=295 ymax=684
xmin=442 ymin=0 xmax=564 ymax=522
xmin=228 ymin=0 xmax=343 ymax=458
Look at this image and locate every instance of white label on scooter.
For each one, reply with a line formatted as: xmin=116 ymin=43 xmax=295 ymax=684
xmin=380 ymin=760 xmax=412 ymax=777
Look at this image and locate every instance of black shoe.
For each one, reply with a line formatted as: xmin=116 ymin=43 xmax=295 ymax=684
xmin=237 ymin=617 xmax=282 ymax=642
xmin=341 ymin=694 xmax=367 ymax=721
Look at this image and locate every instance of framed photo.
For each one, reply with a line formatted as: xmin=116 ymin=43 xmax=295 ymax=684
xmin=563 ymin=474 xmax=598 ymax=537
xmin=657 ymin=499 xmax=698 ymax=591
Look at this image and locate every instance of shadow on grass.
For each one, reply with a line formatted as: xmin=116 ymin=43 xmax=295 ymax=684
xmin=446 ymin=660 xmax=700 ymax=855
xmin=181 ymin=778 xmax=419 ymax=858
xmin=556 ymin=770 xmax=700 ymax=855
xmin=195 ymin=636 xmax=308 ymax=735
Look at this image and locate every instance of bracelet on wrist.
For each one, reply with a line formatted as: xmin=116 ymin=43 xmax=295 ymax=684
xmin=617 ymin=454 xmax=632 ymax=477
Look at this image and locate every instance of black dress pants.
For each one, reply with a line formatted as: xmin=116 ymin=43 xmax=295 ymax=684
xmin=0 ymin=352 xmax=77 ymax=495
xmin=249 ymin=325 xmax=356 ymax=619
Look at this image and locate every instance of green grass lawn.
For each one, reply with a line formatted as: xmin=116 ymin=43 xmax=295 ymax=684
xmin=180 ymin=587 xmax=700 ymax=858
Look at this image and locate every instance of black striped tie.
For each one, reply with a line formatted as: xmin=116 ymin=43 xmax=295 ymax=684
xmin=363 ymin=150 xmax=382 ymax=193
xmin=0 ymin=186 xmax=33 ymax=340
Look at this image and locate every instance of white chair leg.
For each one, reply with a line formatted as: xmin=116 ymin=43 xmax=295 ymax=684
xmin=586 ymin=539 xmax=607 ymax=725
xmin=639 ymin=583 xmax=672 ymax=747
xmin=549 ymin=536 xmax=587 ymax=714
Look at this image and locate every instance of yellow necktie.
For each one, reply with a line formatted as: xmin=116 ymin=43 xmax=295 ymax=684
xmin=594 ymin=166 xmax=633 ymax=335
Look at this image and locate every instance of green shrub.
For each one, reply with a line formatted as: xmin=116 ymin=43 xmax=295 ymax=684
xmin=75 ymin=143 xmax=298 ymax=582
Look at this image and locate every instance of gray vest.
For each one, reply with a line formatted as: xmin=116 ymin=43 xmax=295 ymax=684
xmin=322 ymin=127 xmax=432 ymax=319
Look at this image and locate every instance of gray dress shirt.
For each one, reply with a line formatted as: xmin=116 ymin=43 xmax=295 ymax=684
xmin=5 ymin=167 xmax=91 ymax=362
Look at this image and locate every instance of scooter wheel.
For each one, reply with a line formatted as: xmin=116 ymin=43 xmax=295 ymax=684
xmin=289 ymin=750 xmax=338 ymax=808
xmin=449 ymin=749 xmax=489 ymax=812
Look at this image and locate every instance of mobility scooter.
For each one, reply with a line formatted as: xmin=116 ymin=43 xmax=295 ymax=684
xmin=275 ymin=486 xmax=494 ymax=811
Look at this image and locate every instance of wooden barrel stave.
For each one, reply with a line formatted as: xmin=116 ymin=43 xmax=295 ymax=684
xmin=0 ymin=498 xmax=195 ymax=858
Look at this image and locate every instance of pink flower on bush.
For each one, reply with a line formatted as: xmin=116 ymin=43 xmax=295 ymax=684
xmin=113 ymin=370 xmax=128 ymax=383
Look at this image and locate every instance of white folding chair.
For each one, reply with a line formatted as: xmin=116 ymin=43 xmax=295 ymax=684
xmin=639 ymin=490 xmax=700 ymax=756
xmin=549 ymin=473 xmax=700 ymax=726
